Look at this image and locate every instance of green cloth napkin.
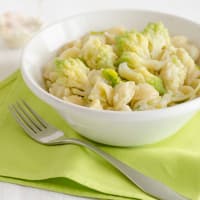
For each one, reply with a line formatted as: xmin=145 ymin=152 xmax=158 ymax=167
xmin=1 ymin=70 xmax=200 ymax=200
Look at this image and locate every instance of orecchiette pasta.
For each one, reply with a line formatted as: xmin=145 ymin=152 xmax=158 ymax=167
xmin=113 ymin=81 xmax=135 ymax=110
xmin=132 ymin=83 xmax=160 ymax=101
xmin=63 ymin=95 xmax=85 ymax=106
xmin=49 ymin=83 xmax=66 ymax=98
xmin=172 ymin=36 xmax=200 ymax=61
xmin=43 ymin=22 xmax=200 ymax=111
xmin=160 ymin=56 xmax=187 ymax=92
xmin=118 ymin=62 xmax=145 ymax=83
xmin=58 ymin=47 xmax=81 ymax=59
xmin=88 ymin=81 xmax=113 ymax=109
xmin=88 ymin=99 xmax=103 ymax=110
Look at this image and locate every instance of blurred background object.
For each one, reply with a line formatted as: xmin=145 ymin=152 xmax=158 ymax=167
xmin=0 ymin=12 xmax=42 ymax=48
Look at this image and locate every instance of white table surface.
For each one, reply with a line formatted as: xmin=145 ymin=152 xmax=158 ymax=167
xmin=0 ymin=0 xmax=200 ymax=199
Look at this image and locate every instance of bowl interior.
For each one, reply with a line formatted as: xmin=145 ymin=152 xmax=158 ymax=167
xmin=22 ymin=9 xmax=200 ymax=103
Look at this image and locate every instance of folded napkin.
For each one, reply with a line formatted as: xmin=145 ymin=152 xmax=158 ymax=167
xmin=1 ymin=70 xmax=200 ymax=200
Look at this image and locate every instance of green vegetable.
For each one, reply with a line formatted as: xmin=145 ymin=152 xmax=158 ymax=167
xmin=115 ymin=31 xmax=149 ymax=57
xmin=138 ymin=67 xmax=166 ymax=95
xmin=146 ymin=75 xmax=166 ymax=95
xmin=172 ymin=56 xmax=179 ymax=64
xmin=143 ymin=22 xmax=170 ymax=59
xmin=55 ymin=58 xmax=89 ymax=89
xmin=117 ymin=51 xmax=143 ymax=68
xmin=55 ymin=59 xmax=65 ymax=69
xmin=102 ymin=69 xmax=121 ymax=87
xmin=81 ymin=36 xmax=116 ymax=69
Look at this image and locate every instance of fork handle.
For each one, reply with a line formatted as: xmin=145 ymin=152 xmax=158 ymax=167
xmin=57 ymin=138 xmax=188 ymax=200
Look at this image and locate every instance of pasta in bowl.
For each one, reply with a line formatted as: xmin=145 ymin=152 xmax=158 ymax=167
xmin=43 ymin=22 xmax=200 ymax=111
xmin=21 ymin=10 xmax=200 ymax=146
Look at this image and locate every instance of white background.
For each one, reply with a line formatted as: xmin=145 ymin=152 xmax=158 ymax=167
xmin=0 ymin=0 xmax=200 ymax=199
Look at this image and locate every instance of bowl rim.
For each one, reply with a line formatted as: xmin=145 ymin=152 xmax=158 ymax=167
xmin=21 ymin=8 xmax=200 ymax=116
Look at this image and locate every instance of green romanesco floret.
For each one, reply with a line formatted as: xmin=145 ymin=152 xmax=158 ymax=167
xmin=81 ymin=35 xmax=116 ymax=69
xmin=102 ymin=68 xmax=121 ymax=87
xmin=55 ymin=57 xmax=89 ymax=90
xmin=143 ymin=22 xmax=171 ymax=59
xmin=115 ymin=31 xmax=150 ymax=58
xmin=117 ymin=51 xmax=143 ymax=68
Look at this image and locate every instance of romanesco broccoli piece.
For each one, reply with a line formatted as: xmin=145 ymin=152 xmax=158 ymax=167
xmin=102 ymin=68 xmax=121 ymax=87
xmin=143 ymin=22 xmax=170 ymax=59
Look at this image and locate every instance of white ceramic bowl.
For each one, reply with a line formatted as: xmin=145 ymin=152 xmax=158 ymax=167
xmin=21 ymin=9 xmax=200 ymax=147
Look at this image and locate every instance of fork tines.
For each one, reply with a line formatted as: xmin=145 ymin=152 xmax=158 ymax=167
xmin=9 ymin=100 xmax=48 ymax=135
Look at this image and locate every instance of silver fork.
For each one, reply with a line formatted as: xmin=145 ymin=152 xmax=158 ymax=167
xmin=9 ymin=100 xmax=189 ymax=200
